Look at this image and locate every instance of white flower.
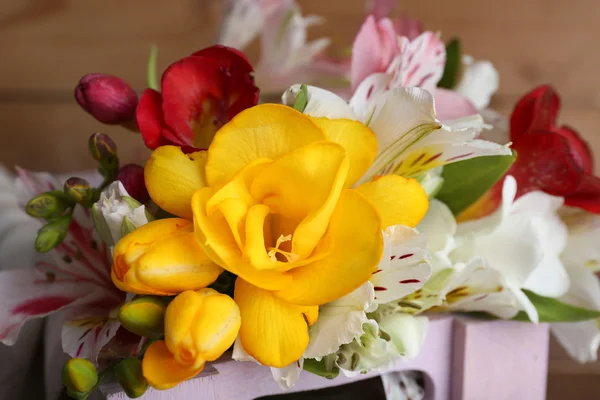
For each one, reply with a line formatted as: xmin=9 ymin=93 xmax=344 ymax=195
xmin=454 ymin=55 xmax=499 ymax=110
xmin=449 ymin=176 xmax=570 ymax=322
xmin=91 ymin=181 xmax=149 ymax=246
xmin=219 ymin=0 xmax=342 ymax=95
xmin=282 ymin=85 xmax=510 ymax=184
xmin=550 ymin=210 xmax=600 ymax=363
xmin=335 ymin=313 xmax=428 ymax=376
xmin=304 ymin=282 xmax=376 ymax=359
xmin=371 ymin=226 xmax=431 ymax=304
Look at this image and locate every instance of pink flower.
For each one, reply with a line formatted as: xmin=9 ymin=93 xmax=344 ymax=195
xmin=350 ymin=15 xmax=478 ymax=122
xmin=0 ymin=170 xmax=127 ymax=363
xmin=351 ymin=15 xmax=400 ymax=91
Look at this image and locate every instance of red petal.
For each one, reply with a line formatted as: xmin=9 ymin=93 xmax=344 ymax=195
xmin=556 ymin=125 xmax=594 ymax=174
xmin=136 ymin=89 xmax=168 ymax=149
xmin=509 ymin=130 xmax=583 ymax=197
xmin=565 ymin=175 xmax=600 ymax=214
xmin=510 ymin=85 xmax=560 ymax=142
xmin=161 ymin=46 xmax=258 ymax=149
xmin=12 ymin=296 xmax=74 ymax=315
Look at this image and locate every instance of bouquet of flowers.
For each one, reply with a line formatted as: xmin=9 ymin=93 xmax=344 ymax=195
xmin=2 ymin=0 xmax=600 ymax=398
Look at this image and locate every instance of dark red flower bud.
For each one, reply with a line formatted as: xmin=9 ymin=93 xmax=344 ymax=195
xmin=75 ymin=74 xmax=138 ymax=124
xmin=116 ymin=164 xmax=149 ymax=203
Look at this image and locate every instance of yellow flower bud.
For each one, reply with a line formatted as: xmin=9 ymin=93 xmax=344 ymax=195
xmin=62 ymin=358 xmax=98 ymax=395
xmin=111 ymin=218 xmax=223 ymax=295
xmin=118 ymin=296 xmax=167 ymax=339
xmin=114 ymin=358 xmax=148 ymax=398
xmin=142 ymin=289 xmax=240 ymax=389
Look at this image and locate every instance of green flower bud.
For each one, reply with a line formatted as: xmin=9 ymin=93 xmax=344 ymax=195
xmin=25 ymin=192 xmax=64 ymax=218
xmin=89 ymin=133 xmax=119 ymax=178
xmin=64 ymin=177 xmax=93 ymax=204
xmin=35 ymin=216 xmax=72 ymax=253
xmin=118 ymin=296 xmax=166 ymax=339
xmin=88 ymin=132 xmax=117 ymax=162
xmin=62 ymin=358 xmax=98 ymax=395
xmin=114 ymin=358 xmax=148 ymax=398
xmin=293 ymin=84 xmax=308 ymax=113
xmin=120 ymin=215 xmax=138 ymax=238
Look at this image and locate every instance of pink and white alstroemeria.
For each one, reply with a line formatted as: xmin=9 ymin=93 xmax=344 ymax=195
xmin=350 ymin=14 xmax=498 ymax=121
xmin=282 ymin=85 xmax=510 ymax=184
xmin=219 ymin=0 xmax=345 ymax=95
xmin=0 ymin=169 xmax=127 ymax=363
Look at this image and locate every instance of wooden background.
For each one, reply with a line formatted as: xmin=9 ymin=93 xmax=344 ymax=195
xmin=1 ymin=0 xmax=599 ymax=397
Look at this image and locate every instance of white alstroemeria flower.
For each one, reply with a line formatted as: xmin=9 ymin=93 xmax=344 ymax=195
xmin=304 ymin=282 xmax=376 ymax=360
xmin=282 ymin=85 xmax=511 ymax=184
xmin=437 ymin=257 xmax=521 ymax=319
xmin=219 ymin=0 xmax=342 ymax=95
xmin=450 ymin=176 xmax=570 ymax=323
xmin=549 ymin=210 xmax=600 ymax=363
xmin=92 ymin=181 xmax=149 ymax=246
xmin=335 ymin=313 xmax=428 ymax=377
xmin=551 ymin=266 xmax=600 ymax=363
xmin=371 ymin=226 xmax=431 ymax=304
xmin=454 ymin=55 xmax=500 ymax=110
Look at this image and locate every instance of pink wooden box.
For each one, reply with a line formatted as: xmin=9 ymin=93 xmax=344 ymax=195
xmin=91 ymin=316 xmax=549 ymax=400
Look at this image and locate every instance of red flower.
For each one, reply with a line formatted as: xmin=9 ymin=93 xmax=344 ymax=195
xmin=136 ymin=45 xmax=259 ymax=151
xmin=462 ymin=85 xmax=600 ymax=220
xmin=507 ymin=85 xmax=600 ymax=212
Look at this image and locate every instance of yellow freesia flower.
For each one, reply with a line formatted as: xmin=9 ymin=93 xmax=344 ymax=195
xmin=133 ymin=104 xmax=428 ymax=368
xmin=112 ymin=218 xmax=223 ymax=295
xmin=142 ymin=288 xmax=240 ymax=389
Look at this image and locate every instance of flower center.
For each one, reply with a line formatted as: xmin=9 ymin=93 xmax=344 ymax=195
xmin=267 ymin=234 xmax=298 ymax=263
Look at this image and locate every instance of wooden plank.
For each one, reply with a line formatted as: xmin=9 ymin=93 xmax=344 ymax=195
xmin=0 ymin=102 xmax=150 ymax=173
xmin=0 ymin=0 xmax=227 ymax=91
xmin=0 ymin=0 xmax=598 ymax=105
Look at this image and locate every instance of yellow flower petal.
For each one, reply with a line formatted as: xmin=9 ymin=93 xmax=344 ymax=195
xmin=205 ymin=104 xmax=326 ymax=188
xmin=192 ymin=188 xmax=293 ymax=291
xmin=112 ymin=218 xmax=193 ymax=295
xmin=142 ymin=340 xmax=204 ymax=390
xmin=206 ymin=159 xmax=271 ymax=249
xmin=274 ymin=189 xmax=383 ymax=306
xmin=189 ymin=289 xmax=241 ymax=362
xmin=310 ymin=117 xmax=378 ymax=188
xmin=133 ymin=232 xmax=223 ymax=294
xmin=235 ymin=279 xmax=317 ymax=368
xmin=165 ymin=289 xmax=241 ymax=366
xmin=145 ymin=146 xmax=207 ymax=220
xmin=250 ymin=141 xmax=348 ymax=259
xmin=356 ymin=175 xmax=429 ymax=228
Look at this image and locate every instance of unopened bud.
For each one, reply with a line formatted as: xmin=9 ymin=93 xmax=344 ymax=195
xmin=114 ymin=358 xmax=148 ymax=398
xmin=118 ymin=296 xmax=166 ymax=339
xmin=88 ymin=133 xmax=119 ymax=178
xmin=62 ymin=358 xmax=98 ymax=396
xmin=116 ymin=164 xmax=149 ymax=203
xmin=75 ymin=74 xmax=138 ymax=124
xmin=64 ymin=177 xmax=93 ymax=204
xmin=25 ymin=192 xmax=65 ymax=218
xmin=35 ymin=216 xmax=71 ymax=253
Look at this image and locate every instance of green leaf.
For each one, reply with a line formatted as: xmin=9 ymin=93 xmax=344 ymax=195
xmin=513 ymin=289 xmax=600 ymax=322
xmin=293 ymin=84 xmax=308 ymax=113
xmin=436 ymin=150 xmax=516 ymax=216
xmin=437 ymin=38 xmax=461 ymax=89
xmin=147 ymin=45 xmax=159 ymax=91
xmin=303 ymin=357 xmax=339 ymax=380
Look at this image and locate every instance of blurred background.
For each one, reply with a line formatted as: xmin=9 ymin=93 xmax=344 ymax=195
xmin=0 ymin=0 xmax=598 ymax=397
